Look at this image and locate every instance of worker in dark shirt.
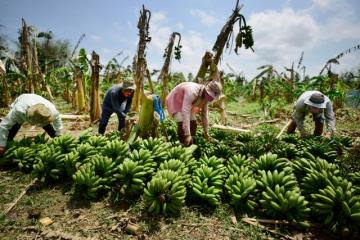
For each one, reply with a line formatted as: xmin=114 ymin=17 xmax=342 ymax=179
xmin=98 ymin=78 xmax=136 ymax=135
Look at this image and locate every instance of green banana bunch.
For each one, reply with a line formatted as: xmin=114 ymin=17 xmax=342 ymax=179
xmin=77 ymin=128 xmax=94 ymax=144
xmin=144 ymin=170 xmax=186 ymax=215
xmin=241 ymin=25 xmax=254 ymax=49
xmin=191 ymin=165 xmax=223 ymax=206
xmin=64 ymin=143 xmax=97 ymax=176
xmin=139 ymin=137 xmax=170 ymax=164
xmin=199 ymin=155 xmax=226 ymax=174
xmin=101 ymin=140 xmax=130 ymax=164
xmin=349 ymin=172 xmax=360 ymax=194
xmin=300 ymin=137 xmax=338 ymax=162
xmin=310 ymin=177 xmax=360 ymax=232
xmin=239 ymin=140 xmax=266 ymax=158
xmin=113 ymin=159 xmax=147 ymax=198
xmin=272 ymin=142 xmax=300 ymax=160
xmin=104 ymin=131 xmax=123 ymax=141
xmin=301 ymin=169 xmax=335 ymax=195
xmin=13 ymin=147 xmax=36 ymax=172
xmin=33 ymin=133 xmax=48 ymax=144
xmin=159 ymin=159 xmax=189 ymax=185
xmin=129 ymin=149 xmax=156 ymax=176
xmin=32 ymin=145 xmax=65 ymax=182
xmin=225 ymin=173 xmax=257 ymax=211
xmin=257 ymin=170 xmax=299 ymax=192
xmin=281 ymin=134 xmax=301 ymax=144
xmin=259 ymin=184 xmax=310 ymax=222
xmin=90 ymin=155 xmax=117 ymax=187
xmin=236 ymin=132 xmax=254 ymax=143
xmin=85 ymin=135 xmax=107 ymax=149
xmin=253 ymin=153 xmax=290 ymax=173
xmin=166 ymin=146 xmax=197 ymax=173
xmin=50 ymin=134 xmax=77 ymax=154
xmin=73 ymin=163 xmax=104 ymax=199
xmin=226 ymin=154 xmax=251 ymax=176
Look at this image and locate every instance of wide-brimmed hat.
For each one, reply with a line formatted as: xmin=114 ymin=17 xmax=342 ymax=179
xmin=304 ymin=92 xmax=327 ymax=109
xmin=27 ymin=104 xmax=54 ymax=124
xmin=123 ymin=76 xmax=136 ymax=91
xmin=205 ymin=80 xmax=223 ymax=100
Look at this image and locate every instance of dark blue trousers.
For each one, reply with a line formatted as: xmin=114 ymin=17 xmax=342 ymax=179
xmin=98 ymin=107 xmax=125 ymax=135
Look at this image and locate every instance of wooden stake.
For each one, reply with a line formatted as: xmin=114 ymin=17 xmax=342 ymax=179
xmin=212 ymin=124 xmax=250 ymax=133
xmin=3 ymin=178 xmax=38 ymax=216
xmin=276 ymin=120 xmax=292 ymax=139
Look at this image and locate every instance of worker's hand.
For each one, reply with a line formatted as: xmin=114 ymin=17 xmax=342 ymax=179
xmin=184 ymin=135 xmax=193 ymax=146
xmin=324 ymin=131 xmax=333 ymax=139
xmin=204 ymin=132 xmax=216 ymax=143
xmin=0 ymin=147 xmax=6 ymax=157
xmin=300 ymin=130 xmax=309 ymax=139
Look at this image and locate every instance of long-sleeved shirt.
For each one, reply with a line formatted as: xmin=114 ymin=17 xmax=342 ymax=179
xmin=166 ymin=82 xmax=209 ymax=136
xmin=292 ymin=90 xmax=335 ymax=133
xmin=0 ymin=94 xmax=63 ymax=147
xmin=102 ymin=84 xmax=133 ymax=116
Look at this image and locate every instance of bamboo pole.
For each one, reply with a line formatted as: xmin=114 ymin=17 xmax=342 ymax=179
xmin=212 ymin=124 xmax=250 ymax=133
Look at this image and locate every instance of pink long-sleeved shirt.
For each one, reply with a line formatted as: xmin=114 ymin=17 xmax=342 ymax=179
xmin=166 ymin=82 xmax=209 ymax=136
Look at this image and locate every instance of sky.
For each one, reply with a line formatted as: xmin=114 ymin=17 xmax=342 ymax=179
xmin=1 ymin=0 xmax=360 ymax=80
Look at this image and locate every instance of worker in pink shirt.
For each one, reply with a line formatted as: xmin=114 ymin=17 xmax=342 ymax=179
xmin=166 ymin=80 xmax=223 ymax=146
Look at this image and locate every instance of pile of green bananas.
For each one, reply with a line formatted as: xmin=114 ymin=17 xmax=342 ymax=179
xmin=272 ymin=142 xmax=300 ymax=160
xmin=32 ymin=145 xmax=65 ymax=182
xmin=73 ymin=163 xmax=104 ymax=199
xmin=159 ymin=159 xmax=188 ymax=180
xmin=239 ymin=140 xmax=266 ymax=158
xmin=91 ymin=155 xmax=117 ymax=187
xmin=12 ymin=147 xmax=36 ymax=172
xmin=191 ymin=165 xmax=224 ymax=206
xmin=85 ymin=135 xmax=107 ymax=149
xmin=259 ymin=185 xmax=310 ymax=226
xmin=138 ymin=137 xmax=169 ymax=165
xmin=310 ymin=176 xmax=360 ymax=231
xmin=349 ymin=172 xmax=360 ymax=194
xmin=50 ymin=134 xmax=77 ymax=154
xmin=257 ymin=170 xmax=299 ymax=192
xmin=226 ymin=154 xmax=251 ymax=176
xmin=113 ymin=159 xmax=147 ymax=198
xmin=199 ymin=155 xmax=226 ymax=174
xmin=101 ymin=139 xmax=130 ymax=164
xmin=129 ymin=149 xmax=156 ymax=177
xmin=166 ymin=146 xmax=197 ymax=173
xmin=300 ymin=137 xmax=338 ymax=162
xmin=64 ymin=143 xmax=97 ymax=176
xmin=225 ymin=172 xmax=257 ymax=211
xmin=144 ymin=170 xmax=186 ymax=215
xmin=253 ymin=153 xmax=290 ymax=172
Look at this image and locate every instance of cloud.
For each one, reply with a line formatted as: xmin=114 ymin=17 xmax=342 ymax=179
xmin=190 ymin=9 xmax=217 ymax=27
xmin=248 ymin=8 xmax=319 ymax=64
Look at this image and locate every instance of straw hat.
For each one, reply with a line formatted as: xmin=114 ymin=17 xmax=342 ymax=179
xmin=205 ymin=80 xmax=223 ymax=100
xmin=304 ymin=92 xmax=327 ymax=109
xmin=27 ymin=104 xmax=54 ymax=125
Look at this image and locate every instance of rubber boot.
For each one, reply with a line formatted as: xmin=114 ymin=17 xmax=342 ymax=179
xmin=177 ymin=122 xmax=185 ymax=144
xmin=190 ymin=120 xmax=197 ymax=137
xmin=313 ymin=118 xmax=324 ymax=136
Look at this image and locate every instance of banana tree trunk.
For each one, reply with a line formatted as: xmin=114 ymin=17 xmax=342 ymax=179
xmin=252 ymin=79 xmax=257 ymax=100
xmin=146 ymin=69 xmax=155 ymax=93
xmin=1 ymin=74 xmax=9 ymax=107
xmin=75 ymin=66 xmax=86 ymax=113
xmin=132 ymin=5 xmax=151 ymax=112
xmin=194 ymin=51 xmax=213 ymax=83
xmin=21 ymin=18 xmax=34 ymax=93
xmin=138 ymin=92 xmax=155 ymax=138
xmin=90 ymin=51 xmax=102 ymax=122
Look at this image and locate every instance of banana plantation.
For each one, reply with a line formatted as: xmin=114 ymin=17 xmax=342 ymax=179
xmin=1 ymin=1 xmax=360 ymax=239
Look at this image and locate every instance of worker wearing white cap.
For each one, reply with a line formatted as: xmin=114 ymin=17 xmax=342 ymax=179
xmin=0 ymin=94 xmax=63 ymax=156
xmin=287 ymin=91 xmax=335 ymax=138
